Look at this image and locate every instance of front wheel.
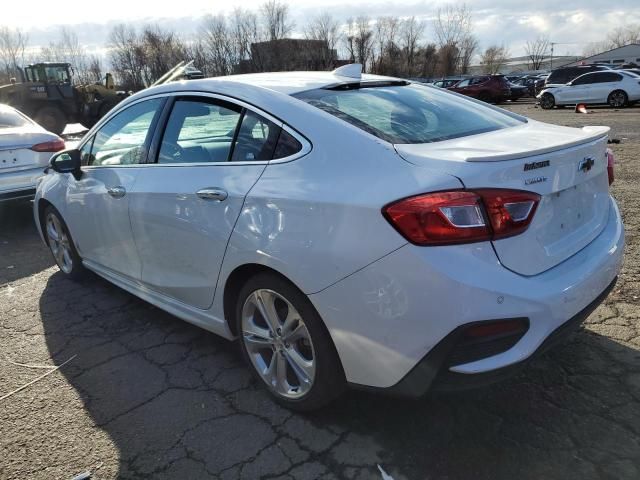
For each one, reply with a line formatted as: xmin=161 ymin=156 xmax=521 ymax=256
xmin=236 ymin=273 xmax=345 ymax=411
xmin=43 ymin=206 xmax=86 ymax=280
xmin=608 ymin=90 xmax=628 ymax=108
xmin=540 ymin=93 xmax=555 ymax=109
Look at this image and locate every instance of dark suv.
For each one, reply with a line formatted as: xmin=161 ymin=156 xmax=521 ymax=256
xmin=446 ymin=75 xmax=511 ymax=103
xmin=545 ymin=65 xmax=611 ymax=86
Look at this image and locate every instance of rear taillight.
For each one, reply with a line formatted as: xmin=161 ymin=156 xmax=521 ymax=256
xmin=606 ymin=148 xmax=615 ymax=185
xmin=383 ymin=189 xmax=540 ymax=246
xmin=31 ymin=138 xmax=65 ymax=152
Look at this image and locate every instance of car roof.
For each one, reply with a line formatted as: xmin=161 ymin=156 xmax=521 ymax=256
xmin=136 ymin=71 xmax=401 ymax=98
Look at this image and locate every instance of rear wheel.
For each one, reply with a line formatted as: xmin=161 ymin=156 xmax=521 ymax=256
xmin=477 ymin=92 xmax=491 ymax=103
xmin=608 ymin=90 xmax=628 ymax=108
xmin=540 ymin=93 xmax=555 ymax=109
xmin=43 ymin=206 xmax=86 ymax=280
xmin=236 ymin=273 xmax=345 ymax=411
xmin=34 ymin=106 xmax=66 ymax=135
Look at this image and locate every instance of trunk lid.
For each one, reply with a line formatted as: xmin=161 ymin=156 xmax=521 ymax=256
xmin=395 ymin=120 xmax=611 ymax=276
xmin=0 ymin=129 xmax=55 ymax=172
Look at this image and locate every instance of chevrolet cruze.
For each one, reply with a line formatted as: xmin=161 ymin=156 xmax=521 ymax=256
xmin=34 ymin=64 xmax=624 ymax=410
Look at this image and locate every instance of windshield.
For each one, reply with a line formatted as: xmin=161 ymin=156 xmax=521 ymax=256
xmin=294 ymin=83 xmax=524 ymax=144
xmin=0 ymin=108 xmax=30 ymax=128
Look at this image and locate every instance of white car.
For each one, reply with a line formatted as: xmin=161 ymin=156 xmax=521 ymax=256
xmin=0 ymin=104 xmax=65 ymax=201
xmin=538 ymin=70 xmax=640 ymax=109
xmin=34 ymin=65 xmax=624 ymax=410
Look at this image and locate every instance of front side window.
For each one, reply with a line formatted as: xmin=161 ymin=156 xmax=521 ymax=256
xmin=88 ymin=98 xmax=163 ymax=166
xmin=294 ymin=83 xmax=523 ymax=144
xmin=158 ymin=99 xmax=241 ymax=164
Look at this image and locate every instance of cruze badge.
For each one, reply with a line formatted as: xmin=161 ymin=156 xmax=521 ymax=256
xmin=524 ymin=160 xmax=550 ymax=171
xmin=579 ymin=157 xmax=595 ymax=173
xmin=525 ymin=176 xmax=547 ymax=186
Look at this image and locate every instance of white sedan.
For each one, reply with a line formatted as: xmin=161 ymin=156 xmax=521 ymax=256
xmin=0 ymin=104 xmax=65 ymax=201
xmin=34 ymin=65 xmax=624 ymax=410
xmin=538 ymin=70 xmax=640 ymax=109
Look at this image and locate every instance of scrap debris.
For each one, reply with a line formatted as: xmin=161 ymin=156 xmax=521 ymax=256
xmin=0 ymin=355 xmax=77 ymax=402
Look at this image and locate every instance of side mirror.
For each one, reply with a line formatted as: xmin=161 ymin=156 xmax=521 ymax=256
xmin=50 ymin=149 xmax=82 ymax=180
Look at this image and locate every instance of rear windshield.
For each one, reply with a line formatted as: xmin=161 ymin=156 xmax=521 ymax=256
xmin=293 ymin=83 xmax=523 ymax=144
xmin=0 ymin=109 xmax=30 ymax=128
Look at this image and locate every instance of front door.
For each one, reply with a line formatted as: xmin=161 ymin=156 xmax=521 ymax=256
xmin=129 ymin=96 xmax=283 ymax=309
xmin=65 ymin=97 xmax=165 ymax=280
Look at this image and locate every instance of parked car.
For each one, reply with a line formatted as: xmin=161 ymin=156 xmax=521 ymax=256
xmin=35 ymin=65 xmax=624 ymax=410
xmin=538 ymin=70 xmax=640 ymax=109
xmin=545 ymin=64 xmax=612 ymax=88
xmin=432 ymin=77 xmax=465 ymax=88
xmin=0 ymin=104 xmax=65 ymax=202
xmin=507 ymin=82 xmax=528 ymax=101
xmin=446 ymin=75 xmax=511 ymax=103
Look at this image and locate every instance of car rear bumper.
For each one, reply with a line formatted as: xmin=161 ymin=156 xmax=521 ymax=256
xmin=309 ymin=196 xmax=624 ymax=391
xmin=0 ymin=166 xmax=45 ymax=201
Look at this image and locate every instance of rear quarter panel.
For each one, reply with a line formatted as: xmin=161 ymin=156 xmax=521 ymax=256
xmin=211 ymin=100 xmax=463 ymax=320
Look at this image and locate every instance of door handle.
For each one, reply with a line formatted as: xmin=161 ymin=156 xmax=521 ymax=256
xmin=107 ymin=186 xmax=126 ymax=198
xmin=196 ymin=187 xmax=228 ymax=201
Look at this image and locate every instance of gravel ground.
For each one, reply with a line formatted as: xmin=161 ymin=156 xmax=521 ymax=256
xmin=0 ymin=100 xmax=638 ymax=480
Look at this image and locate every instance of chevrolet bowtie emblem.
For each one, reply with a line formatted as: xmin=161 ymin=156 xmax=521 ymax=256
xmin=579 ymin=157 xmax=595 ymax=173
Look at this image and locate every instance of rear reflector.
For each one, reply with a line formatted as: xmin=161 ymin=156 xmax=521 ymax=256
xmin=31 ymin=138 xmax=65 ymax=152
xmin=606 ymin=148 xmax=615 ymax=185
xmin=463 ymin=319 xmax=529 ymax=339
xmin=383 ymin=189 xmax=540 ymax=246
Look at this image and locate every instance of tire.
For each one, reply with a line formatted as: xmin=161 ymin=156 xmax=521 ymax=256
xmin=540 ymin=92 xmax=555 ymax=109
xmin=608 ymin=90 xmax=628 ymax=108
xmin=235 ymin=272 xmax=345 ymax=411
xmin=42 ymin=206 xmax=86 ymax=280
xmin=477 ymin=92 xmax=491 ymax=103
xmin=34 ymin=106 xmax=67 ymax=135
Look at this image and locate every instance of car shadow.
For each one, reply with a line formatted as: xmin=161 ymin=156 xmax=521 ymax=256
xmin=39 ymin=271 xmax=640 ymax=479
xmin=0 ymin=199 xmax=54 ymax=284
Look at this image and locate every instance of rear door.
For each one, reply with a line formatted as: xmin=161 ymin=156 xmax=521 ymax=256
xmin=129 ymin=95 xmax=284 ymax=309
xmin=589 ymin=72 xmax=624 ymax=103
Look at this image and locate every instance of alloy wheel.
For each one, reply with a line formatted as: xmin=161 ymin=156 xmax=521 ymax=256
xmin=241 ymin=289 xmax=316 ymax=399
xmin=609 ymin=91 xmax=626 ymax=108
xmin=46 ymin=213 xmax=73 ymax=274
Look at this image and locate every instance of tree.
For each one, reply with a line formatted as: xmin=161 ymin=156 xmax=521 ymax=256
xmin=261 ymin=0 xmax=293 ymax=41
xmin=345 ymin=16 xmax=374 ymax=71
xmin=0 ymin=26 xmax=28 ymax=81
xmin=607 ymin=23 xmax=640 ymax=49
xmin=200 ymin=14 xmax=233 ymax=76
xmin=525 ymin=36 xmax=549 ymax=70
xmin=432 ymin=4 xmax=476 ymax=75
xmin=481 ymin=44 xmax=509 ymax=74
xmin=399 ymin=17 xmax=425 ymax=77
xmin=303 ymin=12 xmax=341 ymax=69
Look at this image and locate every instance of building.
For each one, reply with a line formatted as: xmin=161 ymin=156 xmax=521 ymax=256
xmin=469 ymin=55 xmax=579 ymax=75
xmin=565 ymin=43 xmax=640 ymax=67
xmin=237 ymin=39 xmax=340 ymax=74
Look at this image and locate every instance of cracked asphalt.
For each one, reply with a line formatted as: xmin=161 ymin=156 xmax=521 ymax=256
xmin=1 ymin=102 xmax=639 ymax=480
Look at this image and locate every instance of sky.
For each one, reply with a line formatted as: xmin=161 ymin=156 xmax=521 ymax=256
xmin=3 ymin=0 xmax=640 ymax=58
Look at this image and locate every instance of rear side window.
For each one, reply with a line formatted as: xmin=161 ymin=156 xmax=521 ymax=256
xmin=294 ymin=83 xmax=523 ymax=144
xmin=158 ymin=99 xmax=241 ymax=164
xmin=231 ymin=110 xmax=280 ymax=162
xmin=273 ymin=130 xmax=303 ymax=159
